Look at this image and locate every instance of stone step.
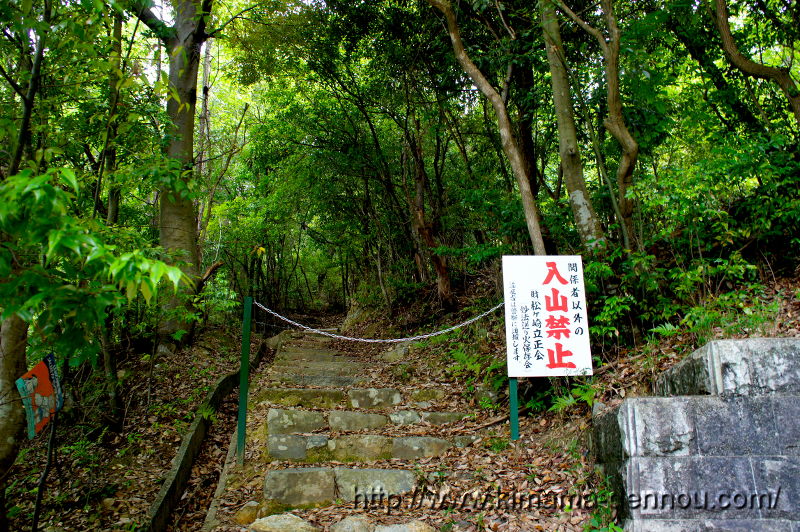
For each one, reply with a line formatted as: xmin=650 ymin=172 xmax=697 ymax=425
xmin=266 ymin=433 xmax=462 ymax=462
xmin=617 ymin=456 xmax=796 ymax=522
xmin=655 ymin=338 xmax=800 ymax=397
xmin=386 ymin=410 xmax=467 ymax=426
xmin=283 ymin=339 xmax=335 ymax=350
xmin=266 ymin=408 xmax=469 ymax=435
xmin=274 ymin=351 xmax=352 ymax=363
xmin=258 ymin=387 xmax=459 ymax=411
xmin=271 ymin=374 xmax=366 ymax=387
xmin=623 ymin=519 xmax=800 ymax=532
xmin=269 ymin=361 xmax=361 ymax=376
xmin=329 ymin=410 xmax=388 ymax=431
xmin=263 ymin=467 xmax=416 ymax=506
xmin=281 ymin=344 xmax=339 ymax=353
xmin=256 ymin=388 xmax=346 ymax=408
xmin=267 ymin=408 xmax=327 ymax=434
xmin=594 ymin=396 xmax=799 ymax=463
xmin=348 ymin=388 xmax=402 ymax=408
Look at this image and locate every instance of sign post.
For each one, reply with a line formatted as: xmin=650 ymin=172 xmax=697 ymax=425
xmin=237 ymin=296 xmax=253 ymax=465
xmin=509 ymin=377 xmax=520 ymax=440
xmin=502 ymin=256 xmax=592 ymax=441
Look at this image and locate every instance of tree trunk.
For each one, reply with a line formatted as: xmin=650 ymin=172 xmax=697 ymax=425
xmin=411 ymin=161 xmax=455 ymax=308
xmin=0 ymin=5 xmax=51 ymax=522
xmin=196 ymin=38 xmax=213 ymax=255
xmin=597 ymin=0 xmax=637 ymax=249
xmin=427 ymin=0 xmax=547 ymax=255
xmin=541 ymin=0 xmax=606 ymax=250
xmin=161 ymin=32 xmax=202 ymax=277
xmin=0 ymin=315 xmax=28 ymax=532
xmin=7 ymin=0 xmax=50 ymax=178
xmin=106 ymin=12 xmax=123 ymax=225
xmin=404 ymin=113 xmax=455 ymax=309
xmin=135 ymin=0 xmax=212 ymax=339
xmin=559 ymin=0 xmax=638 ymax=249
xmin=515 ymin=63 xmax=542 ymax=197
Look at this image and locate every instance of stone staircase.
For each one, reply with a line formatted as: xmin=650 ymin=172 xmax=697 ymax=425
xmin=593 ymin=338 xmax=800 ymax=531
xmin=237 ymin=330 xmax=475 ymax=530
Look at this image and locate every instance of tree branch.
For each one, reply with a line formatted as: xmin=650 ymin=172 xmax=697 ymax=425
xmin=128 ymin=0 xmax=175 ymax=43
xmin=9 ymin=0 xmax=51 ymax=177
xmin=558 ymin=0 xmax=608 ymax=55
xmin=494 ymin=0 xmax=515 ymax=40
xmin=712 ymin=0 xmax=800 ymax=127
xmin=206 ymin=4 xmax=260 ymax=38
xmin=0 ymin=64 xmax=29 ymax=104
xmin=195 ymin=260 xmax=224 ymax=295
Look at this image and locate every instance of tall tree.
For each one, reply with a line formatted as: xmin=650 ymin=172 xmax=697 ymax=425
xmin=541 ymin=0 xmax=606 ymax=250
xmin=131 ymin=0 xmax=212 ymax=338
xmin=104 ymin=12 xmax=124 ymax=225
xmin=559 ymin=0 xmax=639 ymax=249
xmin=426 ymin=0 xmax=547 ymax=255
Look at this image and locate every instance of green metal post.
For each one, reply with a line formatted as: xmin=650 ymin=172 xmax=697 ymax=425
xmin=509 ymin=377 xmax=520 ymax=441
xmin=237 ymin=296 xmax=253 ymax=465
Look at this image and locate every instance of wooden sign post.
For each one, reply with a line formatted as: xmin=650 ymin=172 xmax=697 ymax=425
xmin=502 ymin=256 xmax=593 ymax=440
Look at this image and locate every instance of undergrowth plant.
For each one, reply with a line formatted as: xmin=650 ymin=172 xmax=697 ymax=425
xmin=549 ymin=382 xmax=598 ymax=414
xmin=584 ymin=472 xmax=623 ymax=532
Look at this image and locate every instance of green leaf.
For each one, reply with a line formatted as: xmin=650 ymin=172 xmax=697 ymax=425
xmin=166 ymin=267 xmax=183 ymax=289
xmin=22 ymin=292 xmax=47 ymax=310
xmin=59 ymin=168 xmax=79 ymax=192
xmin=149 ymin=261 xmax=166 ymax=284
xmin=126 ymin=280 xmax=137 ymax=301
xmin=140 ymin=277 xmax=153 ymax=303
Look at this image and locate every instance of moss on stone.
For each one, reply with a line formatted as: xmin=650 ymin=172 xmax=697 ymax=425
xmin=255 ymin=389 xmax=345 ymax=408
xmin=305 ymin=446 xmax=335 ymax=463
xmin=410 ymin=388 xmax=445 ymax=402
xmin=260 ymin=499 xmax=334 ymax=517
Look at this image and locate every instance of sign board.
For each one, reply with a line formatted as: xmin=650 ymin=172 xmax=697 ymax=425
xmin=16 ymin=354 xmax=63 ymax=439
xmin=503 ymin=255 xmax=592 ymax=377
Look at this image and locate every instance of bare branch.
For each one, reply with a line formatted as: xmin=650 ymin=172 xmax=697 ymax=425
xmin=494 ymin=0 xmax=515 ymax=40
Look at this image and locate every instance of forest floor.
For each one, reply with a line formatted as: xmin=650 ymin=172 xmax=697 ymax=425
xmin=5 ymin=323 xmax=249 ymax=531
xmin=6 ymin=277 xmax=800 ymax=531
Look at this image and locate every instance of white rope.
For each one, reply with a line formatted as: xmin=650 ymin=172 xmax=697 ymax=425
xmin=253 ymin=300 xmax=504 ymax=343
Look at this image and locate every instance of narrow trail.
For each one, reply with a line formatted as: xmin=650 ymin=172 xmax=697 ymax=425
xmin=204 ymin=328 xmax=595 ymax=531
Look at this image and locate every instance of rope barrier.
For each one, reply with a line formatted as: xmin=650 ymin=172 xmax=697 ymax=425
xmin=252 ymin=300 xmax=504 ymax=343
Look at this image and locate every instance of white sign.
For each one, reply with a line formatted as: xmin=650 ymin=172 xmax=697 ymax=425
xmin=502 ymin=255 xmax=593 ymax=377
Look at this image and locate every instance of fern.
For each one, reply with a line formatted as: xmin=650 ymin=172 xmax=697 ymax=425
xmin=549 ymin=393 xmax=577 ymax=413
xmin=649 ymin=322 xmax=680 ymax=337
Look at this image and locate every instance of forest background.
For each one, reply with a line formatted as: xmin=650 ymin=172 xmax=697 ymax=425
xmin=0 ymin=0 xmax=798 ymax=529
